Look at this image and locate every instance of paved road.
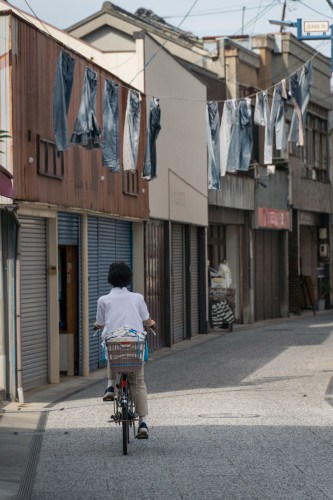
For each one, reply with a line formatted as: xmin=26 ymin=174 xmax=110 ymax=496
xmin=18 ymin=314 xmax=333 ymax=498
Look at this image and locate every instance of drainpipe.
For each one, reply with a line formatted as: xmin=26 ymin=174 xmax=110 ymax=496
xmin=81 ymin=214 xmax=89 ymax=377
xmin=5 ymin=206 xmax=23 ymax=402
xmin=0 ymin=215 xmax=6 ymax=399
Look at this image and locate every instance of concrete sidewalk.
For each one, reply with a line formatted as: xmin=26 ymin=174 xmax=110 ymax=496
xmin=0 ymin=310 xmax=331 ymax=499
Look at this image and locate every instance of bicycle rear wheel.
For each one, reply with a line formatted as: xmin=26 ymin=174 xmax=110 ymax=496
xmin=122 ymin=402 xmax=129 ymax=455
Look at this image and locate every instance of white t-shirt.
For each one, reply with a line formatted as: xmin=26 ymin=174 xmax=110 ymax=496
xmin=96 ymin=287 xmax=150 ymax=339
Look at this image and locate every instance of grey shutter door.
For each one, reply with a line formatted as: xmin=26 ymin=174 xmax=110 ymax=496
xmin=21 ymin=216 xmax=48 ymax=390
xmin=172 ymin=223 xmax=185 ymax=344
xmin=190 ymin=226 xmax=199 ymax=336
xmin=88 ymin=217 xmax=132 ymax=371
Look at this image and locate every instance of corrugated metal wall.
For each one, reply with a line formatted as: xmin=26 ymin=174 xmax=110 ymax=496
xmin=88 ymin=217 xmax=132 ymax=371
xmin=20 ymin=216 xmax=48 ymax=390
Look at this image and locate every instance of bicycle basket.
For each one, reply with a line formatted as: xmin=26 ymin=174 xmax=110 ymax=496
xmin=107 ymin=337 xmax=145 ymax=372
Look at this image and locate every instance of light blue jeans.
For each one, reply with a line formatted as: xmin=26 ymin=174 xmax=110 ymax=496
xmin=206 ymin=101 xmax=221 ymax=190
xmin=270 ymin=82 xmax=288 ymax=152
xmin=53 ymin=50 xmax=76 ymax=156
xmin=71 ymin=68 xmax=101 ymax=149
xmin=288 ymin=62 xmax=312 ymax=146
xmin=238 ymin=98 xmax=253 ymax=171
xmin=221 ymin=100 xmax=240 ymax=174
xmin=123 ymin=90 xmax=141 ymax=171
xmin=254 ymin=91 xmax=272 ymax=164
xmin=143 ymin=97 xmax=161 ymax=180
xmin=102 ymin=79 xmax=120 ymax=172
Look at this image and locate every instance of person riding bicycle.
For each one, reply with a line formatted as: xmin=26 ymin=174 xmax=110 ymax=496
xmin=95 ymin=261 xmax=155 ymax=439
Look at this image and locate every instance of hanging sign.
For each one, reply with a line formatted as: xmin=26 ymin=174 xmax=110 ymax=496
xmin=303 ymin=21 xmax=329 ymax=33
xmin=258 ymin=208 xmax=291 ymax=230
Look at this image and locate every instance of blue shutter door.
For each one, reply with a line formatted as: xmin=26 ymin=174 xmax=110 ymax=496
xmin=88 ymin=217 xmax=132 ymax=372
xmin=58 ymin=212 xmax=80 ymax=245
xmin=190 ymin=226 xmax=199 ymax=336
xmin=172 ymin=223 xmax=185 ymax=344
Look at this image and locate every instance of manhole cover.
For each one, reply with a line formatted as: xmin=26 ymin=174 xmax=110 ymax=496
xmin=198 ymin=413 xmax=259 ymax=419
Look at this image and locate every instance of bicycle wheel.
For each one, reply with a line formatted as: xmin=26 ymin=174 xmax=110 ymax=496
xmin=122 ymin=402 xmax=129 ymax=455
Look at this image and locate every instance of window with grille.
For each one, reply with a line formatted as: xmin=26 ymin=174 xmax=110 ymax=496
xmin=37 ymin=136 xmax=64 ymax=179
xmin=122 ymin=170 xmax=138 ymax=196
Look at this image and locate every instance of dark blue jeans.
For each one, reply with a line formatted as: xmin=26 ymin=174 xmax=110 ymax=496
xmin=206 ymin=101 xmax=220 ymax=190
xmin=102 ymin=80 xmax=120 ymax=172
xmin=53 ymin=50 xmax=76 ymax=156
xmin=71 ymin=68 xmax=101 ymax=149
xmin=142 ymin=98 xmax=161 ymax=180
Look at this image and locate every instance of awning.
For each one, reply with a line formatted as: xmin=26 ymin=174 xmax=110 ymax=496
xmin=0 ymin=164 xmax=13 ymax=198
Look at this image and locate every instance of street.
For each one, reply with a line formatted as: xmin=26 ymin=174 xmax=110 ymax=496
xmin=26 ymin=314 xmax=333 ymax=499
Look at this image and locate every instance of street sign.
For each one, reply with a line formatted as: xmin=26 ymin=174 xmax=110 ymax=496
xmin=303 ymin=21 xmax=329 ymax=33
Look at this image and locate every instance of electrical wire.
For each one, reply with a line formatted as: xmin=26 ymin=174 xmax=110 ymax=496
xmin=163 ymin=3 xmax=275 ymax=19
xmin=251 ymin=0 xmax=264 ymax=37
xmin=325 ymin=0 xmax=333 ymax=11
xmin=232 ymin=0 xmax=279 ymax=36
xmin=298 ymin=0 xmax=333 ymax=18
xmin=4 ymin=0 xmax=331 ymax=105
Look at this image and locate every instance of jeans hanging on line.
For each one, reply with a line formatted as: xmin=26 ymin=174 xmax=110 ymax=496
xmin=288 ymin=61 xmax=312 ymax=146
xmin=287 ymin=72 xmax=304 ymax=146
xmin=102 ymin=79 xmax=120 ymax=172
xmin=220 ymin=100 xmax=240 ymax=174
xmin=270 ymin=81 xmax=288 ymax=152
xmin=123 ymin=90 xmax=141 ymax=171
xmin=71 ymin=67 xmax=101 ymax=149
xmin=254 ymin=91 xmax=272 ymax=164
xmin=53 ymin=50 xmax=76 ymax=157
xmin=238 ymin=98 xmax=253 ymax=171
xmin=206 ymin=101 xmax=221 ymax=190
xmin=142 ymin=97 xmax=161 ymax=180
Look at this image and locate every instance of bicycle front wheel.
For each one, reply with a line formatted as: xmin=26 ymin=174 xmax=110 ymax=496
xmin=122 ymin=403 xmax=129 ymax=455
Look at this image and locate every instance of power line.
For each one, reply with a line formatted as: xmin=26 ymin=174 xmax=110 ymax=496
xmin=163 ymin=3 xmax=275 ymax=19
xmin=298 ymin=0 xmax=333 ymax=18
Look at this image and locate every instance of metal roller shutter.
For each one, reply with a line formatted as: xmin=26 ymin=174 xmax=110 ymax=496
xmin=255 ymin=230 xmax=280 ymax=321
xmin=145 ymin=220 xmax=165 ymax=349
xmin=88 ymin=217 xmax=132 ymax=371
xmin=58 ymin=212 xmax=80 ymax=245
xmin=190 ymin=226 xmax=199 ymax=336
xmin=172 ymin=223 xmax=185 ymax=343
xmin=21 ymin=216 xmax=48 ymax=390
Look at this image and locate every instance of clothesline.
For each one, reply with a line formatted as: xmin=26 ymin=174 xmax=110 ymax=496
xmin=3 ymin=1 xmax=331 ymax=106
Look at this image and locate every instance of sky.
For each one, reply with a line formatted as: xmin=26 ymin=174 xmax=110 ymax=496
xmin=4 ymin=0 xmax=333 ymax=57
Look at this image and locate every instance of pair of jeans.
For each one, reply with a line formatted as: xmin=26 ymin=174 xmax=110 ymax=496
xmin=254 ymin=91 xmax=272 ymax=164
xmin=270 ymin=81 xmax=288 ymax=152
xmin=53 ymin=50 xmax=76 ymax=156
xmin=287 ymin=72 xmax=304 ymax=146
xmin=102 ymin=79 xmax=120 ymax=172
xmin=220 ymin=100 xmax=239 ymax=174
xmin=288 ymin=61 xmax=312 ymax=146
xmin=71 ymin=68 xmax=101 ymax=149
xmin=206 ymin=101 xmax=221 ymax=190
xmin=123 ymin=90 xmax=142 ymax=171
xmin=142 ymin=97 xmax=161 ymax=180
xmin=238 ymin=98 xmax=253 ymax=171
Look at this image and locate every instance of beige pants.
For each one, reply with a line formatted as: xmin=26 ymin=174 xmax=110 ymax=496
xmin=107 ymin=361 xmax=148 ymax=417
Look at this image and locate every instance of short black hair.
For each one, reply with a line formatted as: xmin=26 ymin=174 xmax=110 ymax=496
xmin=108 ymin=262 xmax=132 ymax=288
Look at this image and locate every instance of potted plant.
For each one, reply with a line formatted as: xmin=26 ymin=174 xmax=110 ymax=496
xmin=318 ymin=278 xmax=331 ymax=310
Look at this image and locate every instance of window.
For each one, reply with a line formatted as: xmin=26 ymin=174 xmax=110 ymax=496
xmin=122 ymin=170 xmax=138 ymax=196
xmin=37 ymin=136 xmax=64 ymax=179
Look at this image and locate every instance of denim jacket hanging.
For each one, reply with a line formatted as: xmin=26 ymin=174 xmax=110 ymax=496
xmin=102 ymin=79 xmax=120 ymax=172
xmin=142 ymin=97 xmax=161 ymax=180
xmin=71 ymin=68 xmax=101 ymax=149
xmin=206 ymin=101 xmax=221 ymax=190
xmin=123 ymin=90 xmax=142 ymax=171
xmin=53 ymin=50 xmax=76 ymax=157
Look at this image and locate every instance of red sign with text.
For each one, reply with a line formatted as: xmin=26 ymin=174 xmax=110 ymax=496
xmin=258 ymin=207 xmax=290 ymax=230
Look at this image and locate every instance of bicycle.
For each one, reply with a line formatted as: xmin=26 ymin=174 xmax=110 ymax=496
xmin=106 ymin=334 xmax=145 ymax=455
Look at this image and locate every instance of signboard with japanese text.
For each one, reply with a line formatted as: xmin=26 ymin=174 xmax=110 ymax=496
xmin=258 ymin=208 xmax=291 ymax=230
